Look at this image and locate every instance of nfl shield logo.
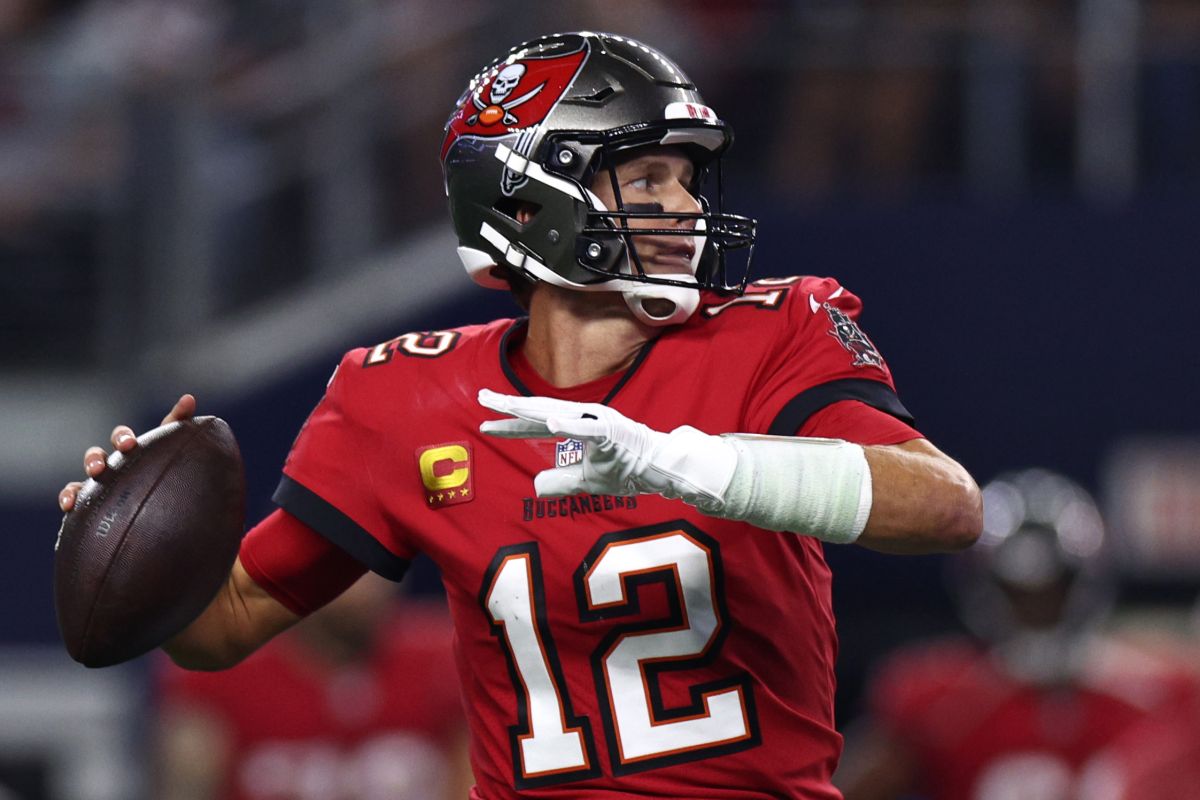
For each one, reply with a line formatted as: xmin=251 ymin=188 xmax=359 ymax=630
xmin=555 ymin=438 xmax=584 ymax=468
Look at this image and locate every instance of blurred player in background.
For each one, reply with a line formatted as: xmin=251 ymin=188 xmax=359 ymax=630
xmin=1074 ymin=596 xmax=1200 ymax=800
xmin=154 ymin=572 xmax=472 ymax=800
xmin=836 ymin=468 xmax=1190 ymax=800
xmin=60 ymin=31 xmax=982 ymax=797
xmin=1075 ymin=678 xmax=1200 ymax=800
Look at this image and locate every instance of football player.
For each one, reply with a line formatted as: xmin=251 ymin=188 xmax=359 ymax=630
xmin=836 ymin=469 xmax=1178 ymax=800
xmin=60 ymin=32 xmax=981 ymax=798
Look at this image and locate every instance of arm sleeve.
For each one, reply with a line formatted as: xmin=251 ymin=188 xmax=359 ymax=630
xmin=239 ymin=508 xmax=368 ymax=617
xmin=744 ymin=277 xmax=916 ymax=438
xmin=271 ymin=351 xmax=415 ymax=581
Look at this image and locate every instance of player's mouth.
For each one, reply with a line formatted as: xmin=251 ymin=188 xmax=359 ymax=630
xmin=643 ymin=243 xmax=696 ymax=273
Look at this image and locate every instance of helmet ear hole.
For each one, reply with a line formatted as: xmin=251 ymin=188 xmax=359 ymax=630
xmin=494 ymin=199 xmax=542 ymax=225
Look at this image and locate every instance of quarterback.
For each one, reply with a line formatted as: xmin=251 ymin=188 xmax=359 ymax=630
xmin=60 ymin=32 xmax=982 ymax=798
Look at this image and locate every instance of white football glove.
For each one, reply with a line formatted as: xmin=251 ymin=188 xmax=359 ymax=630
xmin=478 ymin=389 xmax=873 ymax=543
xmin=477 ymin=388 xmax=738 ymax=507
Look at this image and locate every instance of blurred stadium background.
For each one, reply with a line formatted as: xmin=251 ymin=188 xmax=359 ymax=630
xmin=2 ymin=0 xmax=1198 ymax=797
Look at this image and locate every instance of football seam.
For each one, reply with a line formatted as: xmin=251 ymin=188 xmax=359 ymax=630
xmin=77 ymin=420 xmax=206 ymax=663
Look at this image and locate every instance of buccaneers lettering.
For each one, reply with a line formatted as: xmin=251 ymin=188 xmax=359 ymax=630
xmin=523 ymin=494 xmax=638 ymax=522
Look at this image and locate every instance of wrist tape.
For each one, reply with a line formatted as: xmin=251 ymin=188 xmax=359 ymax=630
xmin=696 ymin=434 xmax=873 ymax=544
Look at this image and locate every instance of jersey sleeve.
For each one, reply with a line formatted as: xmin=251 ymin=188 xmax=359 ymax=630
xmin=798 ymin=399 xmax=922 ymax=444
xmin=744 ymin=277 xmax=916 ymax=440
xmin=240 ymin=508 xmax=368 ymax=617
xmin=272 ymin=351 xmax=415 ymax=581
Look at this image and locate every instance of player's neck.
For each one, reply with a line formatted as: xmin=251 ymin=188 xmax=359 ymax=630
xmin=523 ymin=286 xmax=653 ymax=387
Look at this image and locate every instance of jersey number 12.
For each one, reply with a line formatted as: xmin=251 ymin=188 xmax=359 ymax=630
xmin=481 ymin=520 xmax=760 ymax=788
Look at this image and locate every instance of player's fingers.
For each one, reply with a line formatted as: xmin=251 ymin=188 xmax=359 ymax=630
xmin=533 ymin=465 xmax=586 ymax=497
xmin=59 ymin=481 xmax=84 ymax=511
xmin=110 ymin=426 xmax=137 ymax=451
xmin=479 ymin=419 xmax=555 ymax=438
xmin=478 ymin=389 xmax=589 ymax=424
xmin=162 ymin=393 xmax=196 ymax=425
xmin=83 ymin=446 xmax=109 ymax=477
xmin=477 ymin=389 xmax=550 ymax=423
xmin=477 ymin=388 xmax=529 ymax=415
xmin=544 ymin=416 xmax=609 ymax=442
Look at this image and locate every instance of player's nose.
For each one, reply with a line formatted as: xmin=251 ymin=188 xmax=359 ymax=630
xmin=662 ymin=180 xmax=701 ymax=227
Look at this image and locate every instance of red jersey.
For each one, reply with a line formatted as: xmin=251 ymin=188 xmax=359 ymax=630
xmin=866 ymin=637 xmax=1162 ymax=800
xmin=259 ymin=276 xmax=920 ymax=799
xmin=1081 ymin=715 xmax=1200 ymax=800
xmin=156 ymin=604 xmax=464 ymax=800
xmin=1076 ymin=636 xmax=1200 ymax=800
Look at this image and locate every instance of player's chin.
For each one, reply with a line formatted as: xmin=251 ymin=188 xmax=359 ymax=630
xmin=641 ymin=253 xmax=695 ymax=275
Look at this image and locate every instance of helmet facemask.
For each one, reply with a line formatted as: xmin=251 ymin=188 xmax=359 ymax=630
xmin=576 ymin=132 xmax=755 ymax=289
xmin=580 ymin=135 xmax=754 ymax=325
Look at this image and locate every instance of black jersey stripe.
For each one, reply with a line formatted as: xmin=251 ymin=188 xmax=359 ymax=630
xmin=767 ymin=378 xmax=915 ymax=436
xmin=273 ymin=475 xmax=410 ymax=582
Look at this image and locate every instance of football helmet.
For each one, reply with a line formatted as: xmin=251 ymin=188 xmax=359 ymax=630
xmin=440 ymin=32 xmax=756 ymax=326
xmin=948 ymin=468 xmax=1114 ymax=684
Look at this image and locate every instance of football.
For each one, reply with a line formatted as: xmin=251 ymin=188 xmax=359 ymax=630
xmin=54 ymin=416 xmax=245 ymax=668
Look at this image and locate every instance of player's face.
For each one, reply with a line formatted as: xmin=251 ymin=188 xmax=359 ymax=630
xmin=590 ymin=146 xmax=701 ymax=276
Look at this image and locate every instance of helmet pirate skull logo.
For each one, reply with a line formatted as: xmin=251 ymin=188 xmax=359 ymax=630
xmin=468 ymin=63 xmax=545 ymax=127
xmin=490 ymin=64 xmax=525 ymax=103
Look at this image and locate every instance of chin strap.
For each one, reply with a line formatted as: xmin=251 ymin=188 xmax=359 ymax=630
xmin=622 ymin=278 xmax=700 ymax=326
